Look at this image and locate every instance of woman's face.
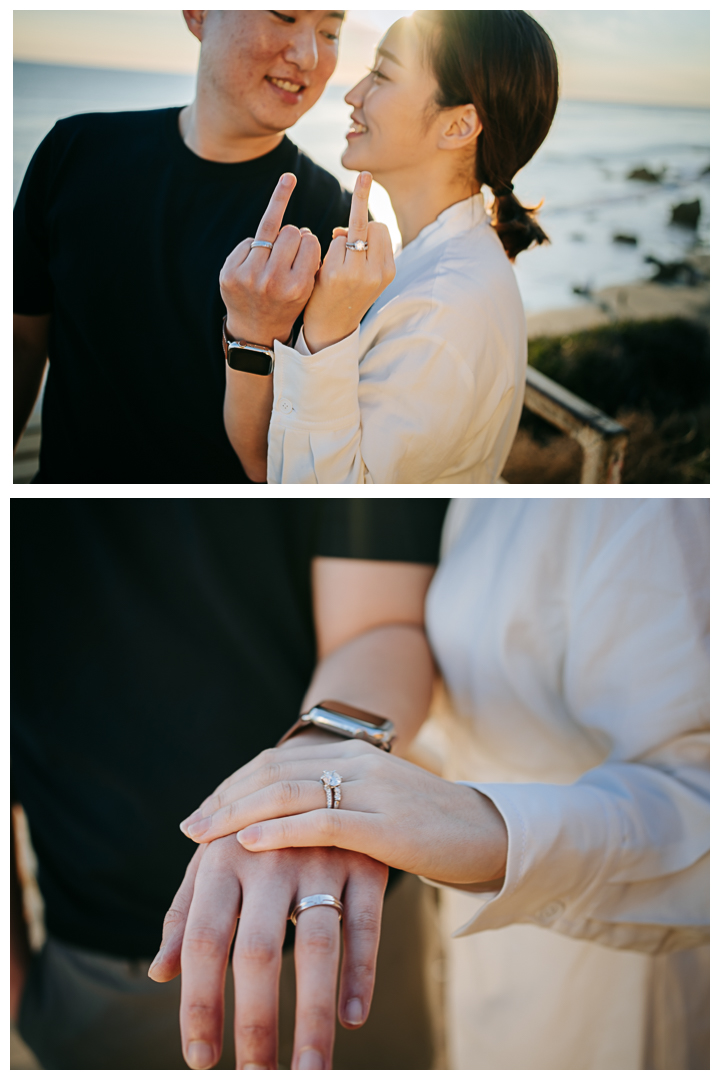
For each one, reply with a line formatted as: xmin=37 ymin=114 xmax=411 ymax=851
xmin=341 ymin=17 xmax=443 ymax=181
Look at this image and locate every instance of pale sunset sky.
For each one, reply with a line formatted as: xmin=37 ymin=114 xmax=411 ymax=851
xmin=13 ymin=9 xmax=710 ymax=109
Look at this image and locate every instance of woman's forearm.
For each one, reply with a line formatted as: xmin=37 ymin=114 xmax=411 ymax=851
xmin=223 ymin=367 xmax=274 ymax=483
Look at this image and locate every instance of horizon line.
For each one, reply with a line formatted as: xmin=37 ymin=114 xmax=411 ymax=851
xmin=13 ymin=56 xmax=710 ymax=112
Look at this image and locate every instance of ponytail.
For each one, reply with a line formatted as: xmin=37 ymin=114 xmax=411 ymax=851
xmin=492 ymin=189 xmax=549 ymax=262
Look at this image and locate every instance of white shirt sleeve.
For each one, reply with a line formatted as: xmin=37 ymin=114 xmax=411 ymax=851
xmin=266 ymin=323 xmax=497 ymax=484
xmin=438 ymin=501 xmax=710 ymax=954
xmin=267 ymin=328 xmax=365 ymax=484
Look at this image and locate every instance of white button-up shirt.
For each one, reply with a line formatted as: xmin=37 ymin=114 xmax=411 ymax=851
xmin=426 ymin=498 xmax=709 ymax=952
xmin=267 ymin=194 xmax=526 ymax=484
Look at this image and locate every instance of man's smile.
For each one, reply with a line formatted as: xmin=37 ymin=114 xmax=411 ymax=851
xmin=266 ymin=76 xmax=306 ymax=96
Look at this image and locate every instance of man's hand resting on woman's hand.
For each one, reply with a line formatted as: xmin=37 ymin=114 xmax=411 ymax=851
xmin=148 ymin=833 xmax=387 ymax=1070
xmin=180 ymin=739 xmax=509 ymax=888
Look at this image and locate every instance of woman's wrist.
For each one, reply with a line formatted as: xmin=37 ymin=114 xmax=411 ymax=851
xmin=460 ymin=787 xmax=509 ymax=884
xmin=302 ymin=320 xmax=359 ymax=355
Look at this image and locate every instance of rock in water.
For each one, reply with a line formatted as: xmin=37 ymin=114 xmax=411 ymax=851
xmin=613 ymin=234 xmax=638 ymax=245
xmin=670 ymin=200 xmax=701 ymax=228
xmin=627 ymin=166 xmax=664 ymax=182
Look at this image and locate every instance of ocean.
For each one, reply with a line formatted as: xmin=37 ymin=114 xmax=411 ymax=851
xmin=14 ymin=60 xmax=710 ymax=314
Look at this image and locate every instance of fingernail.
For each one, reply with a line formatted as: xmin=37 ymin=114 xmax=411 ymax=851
xmin=242 ymin=1065 xmax=268 ymax=1070
xmin=344 ymin=997 xmax=364 ymax=1025
xmin=187 ymin=1040 xmax=215 ymax=1070
xmin=186 ymin=818 xmax=210 ymax=839
xmin=237 ymin=825 xmax=260 ymax=846
xmin=180 ymin=809 xmax=203 ymax=832
xmin=147 ymin=948 xmax=163 ymax=975
xmin=298 ymin=1048 xmax=324 ymax=1070
xmin=300 ymin=227 xmax=312 ymax=235
xmin=281 ymin=173 xmax=293 ymax=186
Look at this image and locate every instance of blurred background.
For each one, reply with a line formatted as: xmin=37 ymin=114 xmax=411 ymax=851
xmin=13 ymin=11 xmax=710 ymax=482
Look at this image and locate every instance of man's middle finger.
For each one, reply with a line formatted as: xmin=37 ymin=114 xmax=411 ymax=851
xmin=250 ymin=172 xmax=297 ymax=257
xmin=233 ymin=877 xmax=294 ymax=1069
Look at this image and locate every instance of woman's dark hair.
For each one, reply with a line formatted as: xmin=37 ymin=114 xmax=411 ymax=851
xmin=420 ymin=10 xmax=559 ymax=259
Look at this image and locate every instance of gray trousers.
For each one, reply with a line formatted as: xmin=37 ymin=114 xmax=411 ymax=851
xmin=17 ymin=873 xmax=445 ymax=1070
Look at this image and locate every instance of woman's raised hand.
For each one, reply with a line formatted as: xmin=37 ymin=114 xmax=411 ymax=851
xmin=303 ymin=172 xmax=395 ymax=354
xmin=179 ymin=740 xmax=508 ymax=888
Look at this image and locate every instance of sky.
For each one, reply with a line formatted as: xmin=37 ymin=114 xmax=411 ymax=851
xmin=13 ymin=9 xmax=710 ymax=108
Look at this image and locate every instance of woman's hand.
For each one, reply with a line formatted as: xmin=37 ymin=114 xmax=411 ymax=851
xmin=180 ymin=740 xmax=508 ymax=887
xmin=303 ymin=172 xmax=395 ymax=354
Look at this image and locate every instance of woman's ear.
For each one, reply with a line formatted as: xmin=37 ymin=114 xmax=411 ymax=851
xmin=437 ymin=104 xmax=482 ymax=152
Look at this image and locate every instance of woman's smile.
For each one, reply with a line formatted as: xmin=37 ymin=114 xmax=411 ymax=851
xmin=346 ymin=119 xmax=368 ymax=138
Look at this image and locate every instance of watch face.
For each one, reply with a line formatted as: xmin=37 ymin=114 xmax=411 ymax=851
xmin=227 ymin=343 xmax=273 ymax=375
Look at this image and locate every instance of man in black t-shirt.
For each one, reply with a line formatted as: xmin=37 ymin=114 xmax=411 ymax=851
xmin=12 ymin=499 xmax=450 ymax=1069
xmin=13 ymin=11 xmax=352 ymax=482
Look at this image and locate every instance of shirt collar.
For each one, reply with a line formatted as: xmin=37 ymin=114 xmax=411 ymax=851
xmin=396 ymin=192 xmax=488 ymax=260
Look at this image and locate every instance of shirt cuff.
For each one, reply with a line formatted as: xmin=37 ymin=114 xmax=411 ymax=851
xmin=272 ymin=327 xmax=361 ymax=428
xmin=441 ymin=780 xmax=615 ymax=939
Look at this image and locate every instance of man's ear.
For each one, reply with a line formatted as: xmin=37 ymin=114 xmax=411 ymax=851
xmin=183 ymin=11 xmax=208 ymax=43
xmin=437 ymin=104 xmax=482 ymax=152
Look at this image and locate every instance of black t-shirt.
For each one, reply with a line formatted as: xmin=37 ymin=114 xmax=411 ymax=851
xmin=11 ymin=498 xmax=449 ymax=958
xmin=13 ymin=107 xmax=352 ymax=483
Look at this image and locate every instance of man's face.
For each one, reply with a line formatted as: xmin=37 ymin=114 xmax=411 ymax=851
xmin=191 ymin=10 xmax=344 ymax=135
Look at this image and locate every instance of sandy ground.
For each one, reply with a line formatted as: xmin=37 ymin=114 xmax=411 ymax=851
xmin=526 ymin=277 xmax=709 ymax=339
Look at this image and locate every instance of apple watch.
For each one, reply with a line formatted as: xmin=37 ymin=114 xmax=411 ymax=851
xmin=277 ymin=700 xmax=396 ymax=752
xmin=222 ymin=316 xmax=274 ymax=375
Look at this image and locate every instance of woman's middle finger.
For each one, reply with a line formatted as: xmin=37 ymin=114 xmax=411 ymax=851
xmin=344 ymin=171 xmax=372 ymax=252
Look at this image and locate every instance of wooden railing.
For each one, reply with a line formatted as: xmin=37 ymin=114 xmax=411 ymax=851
xmin=523 ymin=366 xmax=628 ymax=484
xmin=13 ymin=416 xmax=41 ymax=484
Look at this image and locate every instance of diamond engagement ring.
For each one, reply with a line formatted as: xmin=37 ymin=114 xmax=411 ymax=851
xmin=320 ymin=770 xmax=342 ymax=809
xmin=345 ymin=240 xmax=368 ymax=252
xmin=250 ymin=239 xmax=274 ymax=250
xmin=289 ymin=894 xmax=344 ymax=926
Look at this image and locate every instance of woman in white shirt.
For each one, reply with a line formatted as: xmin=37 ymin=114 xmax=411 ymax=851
xmin=183 ymin=499 xmax=709 ymax=1068
xmin=222 ymin=12 xmax=559 ymax=483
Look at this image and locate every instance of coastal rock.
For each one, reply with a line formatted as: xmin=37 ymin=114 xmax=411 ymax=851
xmin=644 ymin=255 xmax=701 ymax=285
xmin=613 ymin=233 xmax=638 ymax=245
xmin=627 ymin=166 xmax=665 ymax=183
xmin=670 ymin=200 xmax=701 ymax=228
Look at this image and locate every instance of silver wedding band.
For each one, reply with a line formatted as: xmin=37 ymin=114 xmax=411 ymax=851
xmin=250 ymin=239 xmax=274 ymax=250
xmin=346 ymin=240 xmax=368 ymax=252
xmin=289 ymin=894 xmax=344 ymax=926
xmin=321 ymin=770 xmax=342 ymax=809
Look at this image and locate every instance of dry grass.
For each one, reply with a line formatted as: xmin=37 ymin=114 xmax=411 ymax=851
xmin=506 ymin=318 xmax=709 ymax=484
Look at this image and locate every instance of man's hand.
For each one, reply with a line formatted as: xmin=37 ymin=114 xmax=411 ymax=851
xmin=219 ymin=173 xmax=321 ymax=348
xmin=148 ymin=837 xmax=388 ymax=1070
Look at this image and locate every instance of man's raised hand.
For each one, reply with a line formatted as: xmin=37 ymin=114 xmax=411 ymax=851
xmin=220 ymin=173 xmax=321 ymax=348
